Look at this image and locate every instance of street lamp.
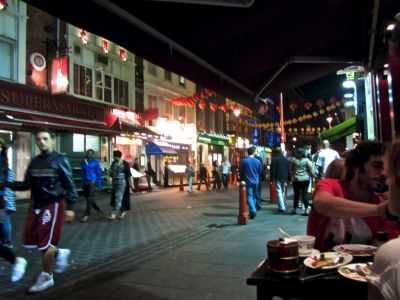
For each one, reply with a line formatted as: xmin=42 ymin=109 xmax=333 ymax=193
xmin=326 ymin=116 xmax=333 ymax=129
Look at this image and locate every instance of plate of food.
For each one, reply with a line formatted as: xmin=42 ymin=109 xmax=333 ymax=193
xmin=299 ymin=249 xmax=320 ymax=258
xmin=303 ymin=252 xmax=353 ymax=270
xmin=333 ymin=244 xmax=377 ymax=257
xmin=338 ymin=263 xmax=372 ymax=282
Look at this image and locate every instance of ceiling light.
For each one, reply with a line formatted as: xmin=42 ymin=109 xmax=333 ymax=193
xmin=344 ymin=93 xmax=354 ymax=98
xmin=342 ymin=80 xmax=356 ymax=88
xmin=384 ymin=64 xmax=389 ymax=68
xmin=387 ymin=24 xmax=395 ymax=31
xmin=344 ymin=101 xmax=354 ymax=107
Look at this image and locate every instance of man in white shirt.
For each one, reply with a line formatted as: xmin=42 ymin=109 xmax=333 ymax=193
xmin=221 ymin=157 xmax=231 ymax=189
xmin=315 ymin=140 xmax=340 ymax=178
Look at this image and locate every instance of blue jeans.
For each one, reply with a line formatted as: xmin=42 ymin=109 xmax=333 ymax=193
xmin=0 ymin=209 xmax=11 ymax=241
xmin=275 ymin=180 xmax=286 ymax=211
xmin=187 ymin=176 xmax=193 ymax=192
xmin=112 ymin=181 xmax=126 ymax=214
xmin=246 ymin=183 xmax=258 ymax=216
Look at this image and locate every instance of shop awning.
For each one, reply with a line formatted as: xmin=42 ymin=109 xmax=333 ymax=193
xmin=109 ymin=118 xmax=160 ymax=138
xmin=10 ymin=114 xmax=119 ymax=135
xmin=320 ymin=116 xmax=357 ymax=143
xmin=146 ymin=142 xmax=177 ymax=156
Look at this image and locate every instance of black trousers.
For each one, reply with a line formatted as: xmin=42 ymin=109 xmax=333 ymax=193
xmin=0 ymin=244 xmax=15 ymax=264
xmin=292 ymin=180 xmax=310 ymax=209
xmin=83 ymin=181 xmax=101 ymax=216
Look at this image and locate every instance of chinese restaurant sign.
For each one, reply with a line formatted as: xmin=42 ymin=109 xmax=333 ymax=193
xmin=51 ymin=57 xmax=69 ymax=94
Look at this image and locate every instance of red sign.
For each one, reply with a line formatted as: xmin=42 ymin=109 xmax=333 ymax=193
xmin=51 ymin=57 xmax=69 ymax=94
xmin=144 ymin=108 xmax=159 ymax=120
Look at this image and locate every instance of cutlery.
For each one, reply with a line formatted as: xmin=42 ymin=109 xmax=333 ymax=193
xmin=299 ymin=270 xmax=338 ymax=282
xmin=276 ymin=226 xmax=292 ymax=238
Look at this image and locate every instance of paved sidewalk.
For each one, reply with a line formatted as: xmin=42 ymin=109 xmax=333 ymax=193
xmin=0 ymin=183 xmax=308 ymax=299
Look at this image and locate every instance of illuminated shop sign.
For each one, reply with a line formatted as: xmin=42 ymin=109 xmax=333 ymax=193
xmin=51 ymin=57 xmax=69 ymax=94
xmin=168 ymin=143 xmax=190 ymax=151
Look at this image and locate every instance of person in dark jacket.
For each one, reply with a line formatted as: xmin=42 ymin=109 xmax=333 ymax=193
xmin=109 ymin=150 xmax=134 ymax=220
xmin=6 ymin=130 xmax=77 ymax=293
xmin=270 ymin=147 xmax=291 ymax=213
xmin=0 ymin=138 xmax=27 ymax=283
xmin=163 ymin=161 xmax=170 ymax=187
xmin=197 ymin=163 xmax=209 ymax=191
xmin=80 ymin=149 xmax=103 ymax=222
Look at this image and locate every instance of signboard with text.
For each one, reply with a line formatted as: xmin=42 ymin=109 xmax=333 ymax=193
xmin=51 ymin=57 xmax=69 ymax=94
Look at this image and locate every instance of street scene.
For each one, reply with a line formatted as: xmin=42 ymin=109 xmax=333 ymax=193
xmin=1 ymin=1 xmax=400 ymax=299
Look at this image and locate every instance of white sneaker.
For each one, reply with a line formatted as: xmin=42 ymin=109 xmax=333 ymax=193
xmin=28 ymin=272 xmax=54 ymax=293
xmin=11 ymin=257 xmax=27 ymax=282
xmin=54 ymin=248 xmax=71 ymax=274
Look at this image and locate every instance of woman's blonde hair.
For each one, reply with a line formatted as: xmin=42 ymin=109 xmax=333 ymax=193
xmin=324 ymin=158 xmax=345 ymax=180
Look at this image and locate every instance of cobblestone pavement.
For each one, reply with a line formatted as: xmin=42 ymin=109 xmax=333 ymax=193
xmin=0 ymin=183 xmax=307 ymax=300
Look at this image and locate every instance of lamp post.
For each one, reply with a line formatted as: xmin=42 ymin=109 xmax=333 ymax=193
xmin=326 ymin=116 xmax=333 ymax=129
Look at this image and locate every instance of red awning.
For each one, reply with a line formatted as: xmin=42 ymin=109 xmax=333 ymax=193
xmin=8 ymin=112 xmax=119 ymax=135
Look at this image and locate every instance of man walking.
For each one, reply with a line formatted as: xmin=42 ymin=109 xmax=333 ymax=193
xmin=239 ymin=146 xmax=263 ymax=219
xmin=132 ymin=157 xmax=140 ymax=192
xmin=197 ymin=163 xmax=209 ymax=191
xmin=315 ymin=140 xmax=340 ymax=179
xmin=221 ymin=157 xmax=231 ymax=189
xmin=80 ymin=149 xmax=103 ymax=222
xmin=6 ymin=130 xmax=77 ymax=293
xmin=270 ymin=147 xmax=291 ymax=213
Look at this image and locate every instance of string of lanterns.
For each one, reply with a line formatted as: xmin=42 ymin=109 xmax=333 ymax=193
xmin=245 ymin=97 xmax=342 ymax=133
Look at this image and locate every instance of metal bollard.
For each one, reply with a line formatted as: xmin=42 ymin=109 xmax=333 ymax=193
xmin=238 ymin=181 xmax=249 ymax=225
xmin=179 ymin=173 xmax=184 ymax=191
xmin=229 ymin=172 xmax=233 ymax=184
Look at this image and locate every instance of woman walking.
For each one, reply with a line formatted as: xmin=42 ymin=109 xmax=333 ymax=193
xmin=109 ymin=150 xmax=134 ymax=220
xmin=290 ymin=148 xmax=316 ymax=216
xmin=0 ymin=137 xmax=27 ymax=282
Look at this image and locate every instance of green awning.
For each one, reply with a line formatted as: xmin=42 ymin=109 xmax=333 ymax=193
xmin=320 ymin=116 xmax=357 ymax=143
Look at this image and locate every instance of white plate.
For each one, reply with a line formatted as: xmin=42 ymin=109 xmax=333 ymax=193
xmin=303 ymin=252 xmax=352 ymax=270
xmin=338 ymin=263 xmax=372 ymax=282
xmin=299 ymin=249 xmax=320 ymax=258
xmin=333 ymin=244 xmax=377 ymax=257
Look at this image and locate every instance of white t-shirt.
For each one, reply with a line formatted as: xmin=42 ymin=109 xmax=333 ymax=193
xmin=368 ymin=238 xmax=400 ymax=300
xmin=315 ymin=148 xmax=340 ymax=176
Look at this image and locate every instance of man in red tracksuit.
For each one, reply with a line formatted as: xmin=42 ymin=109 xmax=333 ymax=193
xmin=7 ymin=130 xmax=77 ymax=293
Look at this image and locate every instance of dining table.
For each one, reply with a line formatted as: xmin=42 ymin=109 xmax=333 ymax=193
xmin=246 ymin=256 xmax=371 ymax=300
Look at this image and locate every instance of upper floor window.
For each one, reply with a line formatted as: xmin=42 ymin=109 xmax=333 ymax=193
xmin=178 ymin=76 xmax=186 ymax=87
xmin=164 ymin=70 xmax=171 ymax=81
xmin=148 ymin=94 xmax=157 ymax=108
xmin=95 ymin=69 xmax=112 ymax=103
xmin=0 ymin=38 xmax=15 ymax=81
xmin=148 ymin=62 xmax=157 ymax=76
xmin=73 ymin=64 xmax=93 ymax=97
xmin=114 ymin=78 xmax=129 ymax=106
xmin=165 ymin=100 xmax=172 ymax=117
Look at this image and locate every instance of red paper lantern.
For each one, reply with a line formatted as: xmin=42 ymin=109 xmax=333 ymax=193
xmin=220 ymin=104 xmax=228 ymax=112
xmin=231 ymin=104 xmax=237 ymax=111
xmin=276 ymin=105 xmax=281 ymax=112
xmin=329 ymin=97 xmax=338 ymax=105
xmin=304 ymin=101 xmax=312 ymax=110
xmin=289 ymin=103 xmax=298 ymax=112
xmin=316 ymin=99 xmax=325 ymax=108
xmin=0 ymin=0 xmax=8 ymax=10
xmin=119 ymin=49 xmax=127 ymax=61
xmin=102 ymin=39 xmax=109 ymax=54
xmin=210 ymin=103 xmax=217 ymax=111
xmin=80 ymin=30 xmax=88 ymax=44
xmin=199 ymin=100 xmax=206 ymax=110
